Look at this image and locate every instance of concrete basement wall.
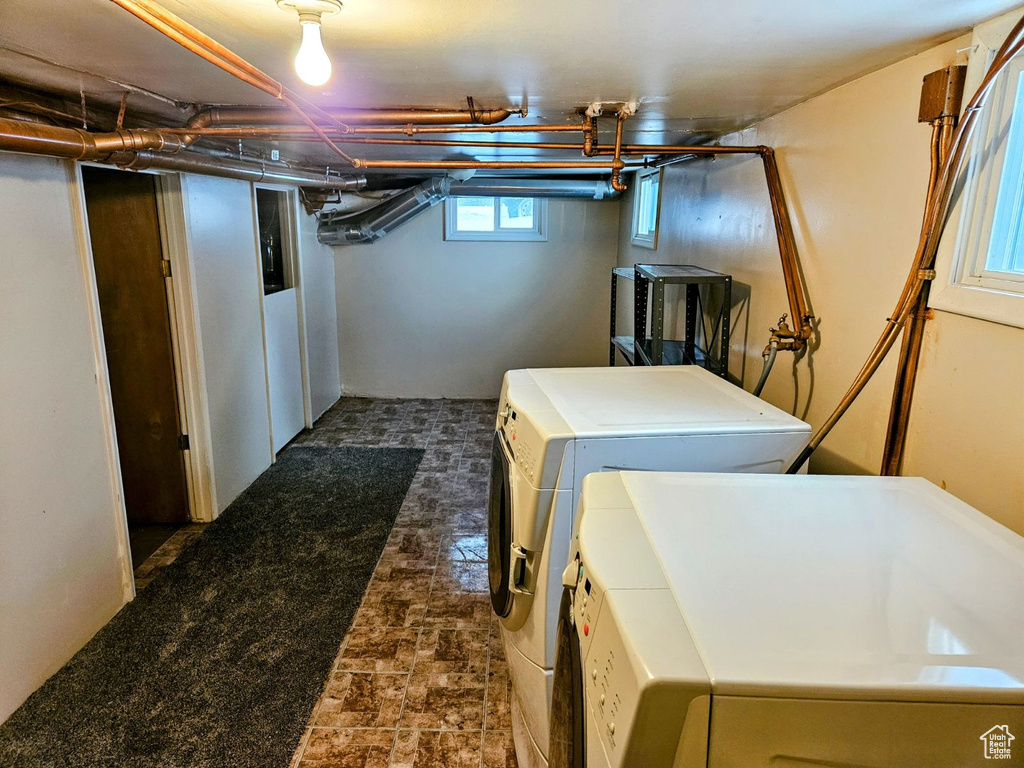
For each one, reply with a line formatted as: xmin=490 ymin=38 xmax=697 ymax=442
xmin=617 ymin=32 xmax=1024 ymax=535
xmin=0 ymin=153 xmax=129 ymax=722
xmin=333 ymin=198 xmax=620 ymax=399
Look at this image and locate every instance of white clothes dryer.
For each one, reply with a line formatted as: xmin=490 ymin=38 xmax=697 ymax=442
xmin=551 ymin=472 xmax=1024 ymax=768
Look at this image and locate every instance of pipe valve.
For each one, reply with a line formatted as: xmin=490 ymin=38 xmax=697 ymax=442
xmin=769 ymin=313 xmax=807 ymax=351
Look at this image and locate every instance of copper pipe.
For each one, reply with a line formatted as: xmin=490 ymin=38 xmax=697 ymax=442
xmin=147 ymin=124 xmax=772 ymax=158
xmin=594 ymin=144 xmax=765 ymax=156
xmin=161 ymin=123 xmax=587 ymax=137
xmin=108 ymin=1 xmax=282 ymax=101
xmin=252 ymin=136 xmax=587 ymax=150
xmin=584 ymin=116 xmax=599 ymax=156
xmin=163 ymin=122 xmax=766 ymax=157
xmin=107 ymin=0 xmax=358 ymax=165
xmin=194 ymin=105 xmax=518 ymax=127
xmin=0 ymin=116 xmax=366 ymax=189
xmin=761 ymin=148 xmax=813 ymax=347
xmin=114 ymin=0 xmax=356 ymax=161
xmin=354 ymin=123 xmax=586 ymax=135
xmin=158 ymin=126 xmax=585 ymax=150
xmin=880 ymin=116 xmax=957 ymax=475
xmin=0 ymin=116 xmax=184 ymax=158
xmin=609 ymin=114 xmax=627 ymax=192
xmin=356 ymin=159 xmax=620 ymax=170
xmin=788 ymin=13 xmax=1024 ymax=473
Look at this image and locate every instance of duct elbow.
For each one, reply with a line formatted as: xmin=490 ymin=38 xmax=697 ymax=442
xmin=475 ymin=109 xmax=514 ymax=125
xmin=181 ymin=108 xmax=217 ymax=146
xmin=317 ymin=178 xmax=450 ymax=245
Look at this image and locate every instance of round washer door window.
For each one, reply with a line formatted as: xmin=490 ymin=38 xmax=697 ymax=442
xmin=488 ymin=432 xmax=514 ymax=617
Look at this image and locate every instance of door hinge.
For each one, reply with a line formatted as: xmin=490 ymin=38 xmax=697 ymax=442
xmin=178 ymin=434 xmax=190 ymax=451
xmin=161 ymin=259 xmax=172 ymax=278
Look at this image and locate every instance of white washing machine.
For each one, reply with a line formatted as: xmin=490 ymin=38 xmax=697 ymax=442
xmin=488 ymin=366 xmax=811 ymax=768
xmin=551 ymin=471 xmax=1024 ymax=768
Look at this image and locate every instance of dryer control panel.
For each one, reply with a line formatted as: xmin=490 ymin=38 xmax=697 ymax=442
xmin=581 ymin=589 xmax=711 ymax=768
xmin=569 ymin=478 xmax=713 ymax=768
xmin=498 ymin=401 xmax=539 ymax=482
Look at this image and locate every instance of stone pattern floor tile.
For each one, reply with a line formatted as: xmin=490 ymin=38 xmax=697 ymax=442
xmin=315 ymin=672 xmax=408 ymax=728
xmin=291 ymin=397 xmax=517 ymax=768
xmin=392 ymin=730 xmax=483 ymax=768
xmin=300 ymin=728 xmax=396 ymax=768
xmin=132 ymin=523 xmax=207 ymax=590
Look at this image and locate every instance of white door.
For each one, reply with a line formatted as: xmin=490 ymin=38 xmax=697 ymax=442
xmin=255 ymin=187 xmax=306 ymax=453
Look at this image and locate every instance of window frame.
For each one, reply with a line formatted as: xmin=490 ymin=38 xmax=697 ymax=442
xmin=931 ymin=10 xmax=1024 ymax=330
xmin=443 ymin=196 xmax=548 ymax=242
xmin=630 ymin=168 xmax=662 ymax=250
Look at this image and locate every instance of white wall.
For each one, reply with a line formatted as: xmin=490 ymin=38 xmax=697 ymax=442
xmin=297 ymin=209 xmax=342 ymax=419
xmin=180 ymin=175 xmax=273 ymax=512
xmin=616 ymin=33 xmax=1024 ymax=534
xmin=0 ymin=153 xmax=129 ymax=722
xmin=334 ymin=198 xmax=621 ymax=398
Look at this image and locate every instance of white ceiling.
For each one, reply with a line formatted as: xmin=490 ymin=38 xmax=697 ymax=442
xmin=0 ymin=0 xmax=1021 ymax=165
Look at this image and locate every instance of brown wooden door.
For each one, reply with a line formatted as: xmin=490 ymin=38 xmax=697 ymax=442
xmin=82 ymin=166 xmax=189 ymax=524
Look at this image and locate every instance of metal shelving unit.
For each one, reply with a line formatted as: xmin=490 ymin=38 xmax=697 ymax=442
xmin=610 ymin=264 xmax=732 ymax=378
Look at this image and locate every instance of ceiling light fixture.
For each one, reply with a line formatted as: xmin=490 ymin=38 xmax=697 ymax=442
xmin=276 ymin=0 xmax=342 ymax=87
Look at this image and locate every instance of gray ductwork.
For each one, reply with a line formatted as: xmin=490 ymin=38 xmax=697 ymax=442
xmin=318 ymin=178 xmax=451 ymax=245
xmin=318 ymin=176 xmax=618 ymax=245
xmin=449 ymin=177 xmax=619 ymax=200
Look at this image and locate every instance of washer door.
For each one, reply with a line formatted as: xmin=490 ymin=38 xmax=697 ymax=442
xmin=549 ymin=588 xmax=584 ymax=768
xmin=488 ymin=431 xmax=514 ymax=618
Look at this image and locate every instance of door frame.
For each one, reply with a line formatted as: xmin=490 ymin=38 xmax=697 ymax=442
xmin=73 ymin=163 xmax=217 ymax=533
xmin=67 ymin=161 xmax=135 ymax=600
xmin=157 ymin=173 xmax=217 ymax=522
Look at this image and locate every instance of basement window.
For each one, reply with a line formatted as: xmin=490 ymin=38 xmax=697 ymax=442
xmin=630 ymin=169 xmax=662 ymax=249
xmin=444 ymin=197 xmax=547 ymax=242
xmin=932 ymin=12 xmax=1024 ymax=329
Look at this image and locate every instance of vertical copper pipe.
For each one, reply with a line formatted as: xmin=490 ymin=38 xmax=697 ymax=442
xmin=610 ymin=115 xmax=627 ymax=192
xmin=880 ymin=118 xmax=954 ymax=475
xmin=787 ymin=14 xmax=1024 ymax=474
xmin=761 ymin=148 xmax=812 ymax=343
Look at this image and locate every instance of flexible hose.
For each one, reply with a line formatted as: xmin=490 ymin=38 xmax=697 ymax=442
xmin=786 ymin=14 xmax=1024 ymax=474
xmin=753 ymin=339 xmax=779 ymax=397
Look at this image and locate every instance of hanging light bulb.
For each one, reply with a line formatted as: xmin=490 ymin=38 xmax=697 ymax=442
xmin=277 ymin=1 xmax=342 ymax=88
xmin=295 ymin=18 xmax=331 ymax=86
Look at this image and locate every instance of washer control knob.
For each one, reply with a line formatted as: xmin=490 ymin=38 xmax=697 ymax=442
xmin=561 ymin=560 xmax=578 ymax=589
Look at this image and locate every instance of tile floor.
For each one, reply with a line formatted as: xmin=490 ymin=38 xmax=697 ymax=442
xmin=132 ymin=522 xmax=207 ymax=590
xmin=134 ymin=397 xmax=518 ymax=768
xmin=290 ymin=397 xmax=516 ymax=768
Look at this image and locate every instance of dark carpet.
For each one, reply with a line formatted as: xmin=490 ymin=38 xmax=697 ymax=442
xmin=0 ymin=446 xmax=423 ymax=768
